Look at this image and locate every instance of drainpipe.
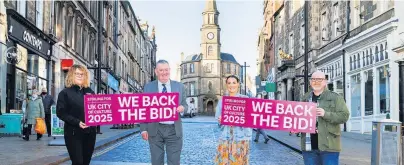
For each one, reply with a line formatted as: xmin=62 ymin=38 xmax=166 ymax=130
xmin=341 ymin=1 xmax=351 ymax=132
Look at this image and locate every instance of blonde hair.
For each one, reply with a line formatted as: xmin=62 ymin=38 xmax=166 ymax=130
xmin=65 ymin=64 xmax=90 ymax=88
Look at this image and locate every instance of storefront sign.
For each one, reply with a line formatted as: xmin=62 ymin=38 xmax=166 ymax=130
xmin=84 ymin=93 xmax=179 ymax=126
xmin=8 ymin=16 xmax=51 ymax=56
xmin=127 ymin=75 xmax=136 ymax=89
xmin=23 ymin=30 xmax=42 ymax=51
xmin=61 ymin=59 xmax=74 ymax=70
xmin=108 ymin=73 xmax=119 ymax=91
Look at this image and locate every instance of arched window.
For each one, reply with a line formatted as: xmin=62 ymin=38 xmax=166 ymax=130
xmin=208 ymin=46 xmax=213 ymax=56
xmin=362 ymin=52 xmax=365 ymax=67
xmin=354 ymin=55 xmax=357 ymax=69
xmin=366 ymin=50 xmax=369 ymax=66
xmin=370 ymin=49 xmax=373 ymax=64
xmin=375 ymin=46 xmax=379 ymax=62
xmin=380 ymin=44 xmax=384 ymax=61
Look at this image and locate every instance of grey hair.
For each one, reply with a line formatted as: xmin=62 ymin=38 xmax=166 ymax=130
xmin=156 ymin=60 xmax=170 ymax=68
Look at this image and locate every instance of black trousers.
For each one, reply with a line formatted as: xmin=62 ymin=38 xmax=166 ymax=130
xmin=64 ymin=130 xmax=97 ymax=165
xmin=24 ymin=124 xmax=42 ymax=140
xmin=45 ymin=114 xmax=51 ymax=136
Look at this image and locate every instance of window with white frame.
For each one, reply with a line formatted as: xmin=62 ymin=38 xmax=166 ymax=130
xmin=190 ymin=63 xmax=195 ymax=73
xmin=36 ymin=1 xmax=43 ymax=30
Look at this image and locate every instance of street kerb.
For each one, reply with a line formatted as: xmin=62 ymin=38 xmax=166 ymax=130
xmin=16 ymin=127 xmax=140 ymax=165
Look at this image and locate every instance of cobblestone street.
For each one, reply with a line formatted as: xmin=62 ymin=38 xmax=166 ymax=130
xmin=79 ymin=121 xmax=303 ymax=165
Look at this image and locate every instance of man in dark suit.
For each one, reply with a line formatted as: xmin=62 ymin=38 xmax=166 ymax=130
xmin=41 ymin=88 xmax=54 ymax=137
xmin=140 ymin=60 xmax=187 ymax=165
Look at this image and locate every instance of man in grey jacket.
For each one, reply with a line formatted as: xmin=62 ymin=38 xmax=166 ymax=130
xmin=140 ymin=60 xmax=187 ymax=165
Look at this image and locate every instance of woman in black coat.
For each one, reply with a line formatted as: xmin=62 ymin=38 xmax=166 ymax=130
xmin=56 ymin=64 xmax=96 ymax=165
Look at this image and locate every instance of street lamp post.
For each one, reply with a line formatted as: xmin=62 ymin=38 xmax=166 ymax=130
xmin=241 ymin=62 xmax=250 ymax=95
xmin=304 ymin=1 xmax=309 ymax=93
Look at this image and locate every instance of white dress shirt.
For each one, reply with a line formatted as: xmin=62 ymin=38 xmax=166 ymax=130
xmin=158 ymin=80 xmax=174 ymax=125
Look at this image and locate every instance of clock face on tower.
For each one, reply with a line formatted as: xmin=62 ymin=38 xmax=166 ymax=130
xmin=207 ymin=32 xmax=214 ymax=40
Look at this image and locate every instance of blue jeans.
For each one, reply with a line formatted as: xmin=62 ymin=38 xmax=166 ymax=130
xmin=302 ymin=150 xmax=339 ymax=165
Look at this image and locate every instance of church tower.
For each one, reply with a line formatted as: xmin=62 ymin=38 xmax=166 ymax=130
xmin=200 ymin=0 xmax=220 ymax=60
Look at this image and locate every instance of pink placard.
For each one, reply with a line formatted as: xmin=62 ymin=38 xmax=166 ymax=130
xmin=84 ymin=93 xmax=179 ymax=126
xmin=220 ymin=96 xmax=317 ymax=133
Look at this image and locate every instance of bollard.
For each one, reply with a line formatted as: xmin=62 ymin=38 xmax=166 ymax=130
xmin=371 ymin=119 xmax=401 ymax=165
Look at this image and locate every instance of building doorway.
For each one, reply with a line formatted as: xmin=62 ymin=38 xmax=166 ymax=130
xmin=207 ymin=101 xmax=214 ymax=115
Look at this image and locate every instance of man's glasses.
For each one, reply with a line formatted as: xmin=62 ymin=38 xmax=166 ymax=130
xmin=310 ymin=78 xmax=325 ymax=82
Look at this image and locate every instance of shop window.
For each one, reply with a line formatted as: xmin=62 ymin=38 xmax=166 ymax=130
xmin=16 ymin=45 xmax=28 ymax=71
xmin=378 ymin=66 xmax=390 ymax=114
xmin=27 ymin=54 xmax=38 ymax=76
xmin=364 ymin=70 xmax=373 ymax=116
xmin=350 ymin=74 xmax=361 ymax=117
xmin=38 ymin=56 xmax=47 ymax=79
xmin=15 ymin=70 xmax=27 ymax=103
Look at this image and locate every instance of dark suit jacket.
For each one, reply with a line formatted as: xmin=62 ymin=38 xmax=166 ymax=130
xmin=140 ymin=80 xmax=188 ymax=137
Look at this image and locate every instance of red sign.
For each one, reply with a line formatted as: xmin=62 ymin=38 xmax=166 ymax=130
xmin=220 ymin=96 xmax=317 ymax=133
xmin=84 ymin=93 xmax=179 ymax=126
xmin=61 ymin=59 xmax=74 ymax=70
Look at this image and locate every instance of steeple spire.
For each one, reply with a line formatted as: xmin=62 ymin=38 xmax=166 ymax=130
xmin=205 ymin=0 xmax=218 ymax=12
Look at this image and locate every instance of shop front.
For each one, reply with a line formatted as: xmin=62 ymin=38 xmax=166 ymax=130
xmin=108 ymin=73 xmax=119 ymax=94
xmin=5 ymin=9 xmax=55 ymax=113
xmin=346 ymin=40 xmax=395 ymax=134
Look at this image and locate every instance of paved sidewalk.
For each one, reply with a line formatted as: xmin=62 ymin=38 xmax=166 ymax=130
xmin=0 ymin=125 xmax=139 ymax=165
xmin=264 ymin=130 xmax=371 ymax=165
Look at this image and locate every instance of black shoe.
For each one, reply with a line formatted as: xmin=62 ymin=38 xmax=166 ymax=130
xmin=296 ymin=133 xmax=301 ymax=137
xmin=264 ymin=139 xmax=269 ymax=144
xmin=254 ymin=139 xmax=258 ymax=142
xmin=97 ymin=132 xmax=103 ymax=134
xmin=48 ymin=135 xmax=51 ymax=137
xmin=23 ymin=137 xmax=29 ymax=141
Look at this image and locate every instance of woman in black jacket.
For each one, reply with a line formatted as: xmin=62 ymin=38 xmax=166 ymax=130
xmin=56 ymin=64 xmax=96 ymax=165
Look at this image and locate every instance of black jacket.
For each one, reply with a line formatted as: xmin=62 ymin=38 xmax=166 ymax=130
xmin=56 ymin=85 xmax=96 ymax=134
xmin=42 ymin=94 xmax=54 ymax=114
